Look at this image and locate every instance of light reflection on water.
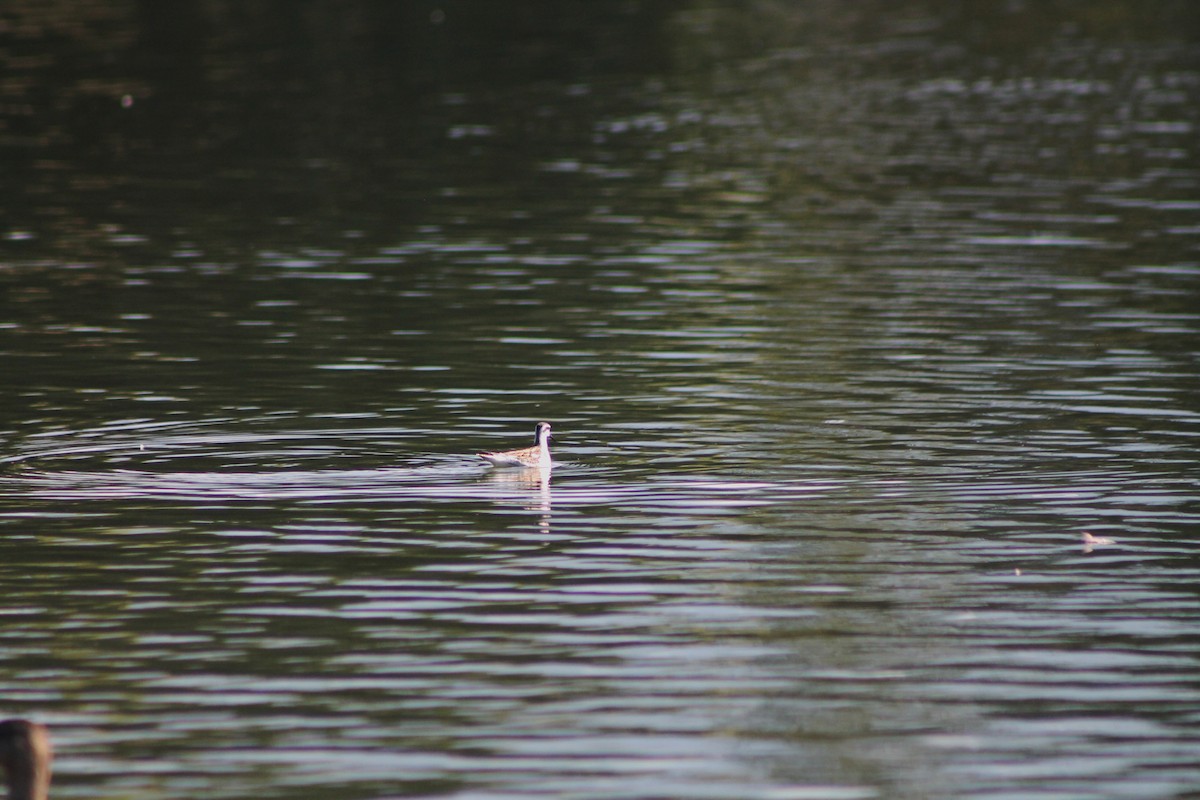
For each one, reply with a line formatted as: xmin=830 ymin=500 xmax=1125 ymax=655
xmin=4 ymin=408 xmax=1198 ymax=800
xmin=2 ymin=3 xmax=1200 ymax=800
xmin=5 ymin=239 xmax=1200 ymax=800
xmin=5 ymin=259 xmax=1200 ymax=800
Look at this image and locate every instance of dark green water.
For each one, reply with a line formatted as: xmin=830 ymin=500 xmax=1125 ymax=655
xmin=2 ymin=2 xmax=1199 ymax=798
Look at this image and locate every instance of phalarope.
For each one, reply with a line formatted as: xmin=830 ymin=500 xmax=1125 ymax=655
xmin=478 ymin=421 xmax=553 ymax=468
xmin=1081 ymin=531 xmax=1115 ymax=553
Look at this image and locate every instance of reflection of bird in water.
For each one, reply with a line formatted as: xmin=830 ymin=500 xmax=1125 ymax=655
xmin=482 ymin=447 xmax=553 ymax=535
xmin=0 ymin=719 xmax=52 ymax=800
xmin=478 ymin=421 xmax=553 ymax=468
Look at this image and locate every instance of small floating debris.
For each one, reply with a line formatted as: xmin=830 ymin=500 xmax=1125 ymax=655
xmin=1081 ymin=531 xmax=1116 ymax=553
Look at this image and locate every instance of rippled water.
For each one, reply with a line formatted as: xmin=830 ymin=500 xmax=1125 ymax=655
xmin=2 ymin=3 xmax=1199 ymax=799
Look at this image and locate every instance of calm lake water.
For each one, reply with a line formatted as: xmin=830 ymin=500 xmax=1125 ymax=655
xmin=2 ymin=2 xmax=1199 ymax=798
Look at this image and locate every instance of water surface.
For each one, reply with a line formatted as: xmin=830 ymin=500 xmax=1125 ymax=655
xmin=2 ymin=3 xmax=1199 ymax=798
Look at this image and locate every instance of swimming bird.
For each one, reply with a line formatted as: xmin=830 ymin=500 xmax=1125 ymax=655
xmin=478 ymin=421 xmax=553 ymax=468
xmin=1081 ymin=531 xmax=1116 ymax=553
xmin=0 ymin=719 xmax=52 ymax=800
